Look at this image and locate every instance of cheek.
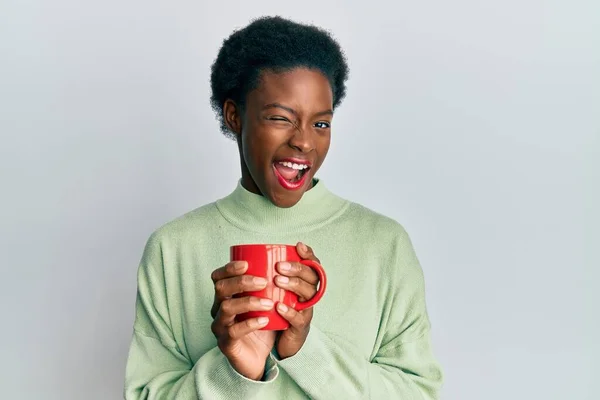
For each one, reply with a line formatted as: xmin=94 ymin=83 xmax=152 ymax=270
xmin=240 ymin=129 xmax=257 ymax=170
xmin=316 ymin=135 xmax=331 ymax=164
xmin=241 ymin=128 xmax=269 ymax=172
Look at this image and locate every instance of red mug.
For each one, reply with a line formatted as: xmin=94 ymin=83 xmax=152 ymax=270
xmin=231 ymin=244 xmax=327 ymax=330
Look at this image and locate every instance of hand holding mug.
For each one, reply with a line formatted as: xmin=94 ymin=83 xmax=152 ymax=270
xmin=209 ymin=261 xmax=277 ymax=381
xmin=230 ymin=242 xmax=327 ymax=359
xmin=213 ymin=242 xmax=326 ymax=376
xmin=274 ymin=242 xmax=323 ymax=359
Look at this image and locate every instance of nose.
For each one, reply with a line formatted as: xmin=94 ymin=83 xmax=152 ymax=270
xmin=288 ymin=125 xmax=315 ymax=153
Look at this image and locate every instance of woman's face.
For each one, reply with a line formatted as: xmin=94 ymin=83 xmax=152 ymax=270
xmin=225 ymin=68 xmax=334 ymax=208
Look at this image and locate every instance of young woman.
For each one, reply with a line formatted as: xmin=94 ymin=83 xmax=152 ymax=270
xmin=125 ymin=16 xmax=443 ymax=399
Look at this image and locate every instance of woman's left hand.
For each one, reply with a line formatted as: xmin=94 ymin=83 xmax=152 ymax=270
xmin=274 ymin=242 xmax=321 ymax=359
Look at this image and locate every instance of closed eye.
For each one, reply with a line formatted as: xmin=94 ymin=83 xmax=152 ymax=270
xmin=268 ymin=116 xmax=291 ymax=122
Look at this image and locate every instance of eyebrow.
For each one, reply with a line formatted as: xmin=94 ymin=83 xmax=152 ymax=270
xmin=263 ymin=103 xmax=334 ymax=118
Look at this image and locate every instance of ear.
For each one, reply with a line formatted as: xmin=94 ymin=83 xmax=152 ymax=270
xmin=223 ymin=99 xmax=242 ymax=137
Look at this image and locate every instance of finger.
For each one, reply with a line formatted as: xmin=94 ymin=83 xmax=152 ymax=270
xmin=214 ymin=274 xmax=268 ymax=301
xmin=276 ymin=302 xmax=310 ymax=330
xmin=211 ymin=293 xmax=221 ymax=319
xmin=211 ymin=261 xmax=248 ymax=283
xmin=212 ymin=297 xmax=273 ymax=334
xmin=296 ymin=242 xmax=320 ymax=263
xmin=277 ymin=261 xmax=319 ymax=285
xmin=218 ymin=296 xmax=274 ymax=325
xmin=212 ymin=316 xmax=270 ymax=340
xmin=274 ymin=275 xmax=317 ymax=301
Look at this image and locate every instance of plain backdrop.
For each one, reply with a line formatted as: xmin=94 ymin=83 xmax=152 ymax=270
xmin=1 ymin=1 xmax=598 ymax=399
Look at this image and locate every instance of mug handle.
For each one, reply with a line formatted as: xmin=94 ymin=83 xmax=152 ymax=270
xmin=294 ymin=259 xmax=327 ymax=311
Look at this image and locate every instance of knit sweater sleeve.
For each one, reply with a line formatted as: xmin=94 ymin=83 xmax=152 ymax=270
xmin=124 ymin=232 xmax=279 ymax=399
xmin=276 ymin=228 xmax=443 ymax=399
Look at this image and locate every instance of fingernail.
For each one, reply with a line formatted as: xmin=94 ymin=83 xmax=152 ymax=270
xmin=254 ymin=277 xmax=268 ymax=286
xmin=257 ymin=317 xmax=269 ymax=325
xmin=299 ymin=242 xmax=307 ymax=252
xmin=279 ymin=262 xmax=291 ymax=271
xmin=276 ymin=275 xmax=289 ymax=284
xmin=260 ymin=298 xmax=274 ymax=308
xmin=235 ymin=261 xmax=247 ymax=270
xmin=277 ymin=303 xmax=288 ymax=313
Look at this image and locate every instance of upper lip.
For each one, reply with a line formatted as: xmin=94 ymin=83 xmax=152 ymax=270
xmin=275 ymin=157 xmax=313 ymax=167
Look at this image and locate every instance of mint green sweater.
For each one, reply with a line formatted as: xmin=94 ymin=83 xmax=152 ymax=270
xmin=124 ymin=180 xmax=443 ymax=399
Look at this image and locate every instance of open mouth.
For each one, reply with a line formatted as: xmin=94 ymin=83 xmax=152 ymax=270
xmin=273 ymin=160 xmax=311 ymax=189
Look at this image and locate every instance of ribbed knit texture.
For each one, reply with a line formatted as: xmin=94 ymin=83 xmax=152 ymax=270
xmin=124 ymin=180 xmax=443 ymax=399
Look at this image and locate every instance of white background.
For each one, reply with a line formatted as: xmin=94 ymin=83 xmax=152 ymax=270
xmin=1 ymin=1 xmax=598 ymax=399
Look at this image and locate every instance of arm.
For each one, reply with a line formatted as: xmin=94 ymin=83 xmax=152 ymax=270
xmin=276 ymin=323 xmax=441 ymax=399
xmin=276 ymin=232 xmax=443 ymax=399
xmin=124 ymin=233 xmax=279 ymax=399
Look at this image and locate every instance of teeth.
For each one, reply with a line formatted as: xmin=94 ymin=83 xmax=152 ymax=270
xmin=279 ymin=161 xmax=308 ymax=170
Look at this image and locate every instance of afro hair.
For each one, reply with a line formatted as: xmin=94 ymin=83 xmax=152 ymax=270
xmin=210 ymin=16 xmax=350 ymax=139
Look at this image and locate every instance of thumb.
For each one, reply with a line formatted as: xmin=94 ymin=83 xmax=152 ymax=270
xmin=296 ymin=242 xmax=320 ymax=263
xmin=296 ymin=242 xmax=309 ymax=256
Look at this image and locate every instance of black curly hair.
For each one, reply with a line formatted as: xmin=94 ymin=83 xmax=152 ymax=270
xmin=210 ymin=16 xmax=350 ymax=139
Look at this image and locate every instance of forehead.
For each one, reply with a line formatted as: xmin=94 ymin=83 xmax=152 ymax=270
xmin=248 ymin=68 xmax=333 ymax=111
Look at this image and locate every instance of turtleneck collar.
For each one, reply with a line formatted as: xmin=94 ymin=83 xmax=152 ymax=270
xmin=215 ymin=179 xmax=349 ymax=234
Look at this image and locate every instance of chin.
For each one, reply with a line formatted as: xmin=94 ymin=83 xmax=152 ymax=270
xmin=255 ymin=165 xmax=309 ymax=208
xmin=263 ymin=178 xmax=308 ymax=208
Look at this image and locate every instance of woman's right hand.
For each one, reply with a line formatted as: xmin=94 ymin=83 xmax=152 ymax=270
xmin=210 ymin=261 xmax=277 ymax=381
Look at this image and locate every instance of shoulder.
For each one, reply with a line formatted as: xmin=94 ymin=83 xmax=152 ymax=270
xmin=342 ymin=201 xmax=411 ymax=243
xmin=144 ymin=201 xmax=222 ymax=249
xmin=337 ymin=200 xmax=422 ymax=276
